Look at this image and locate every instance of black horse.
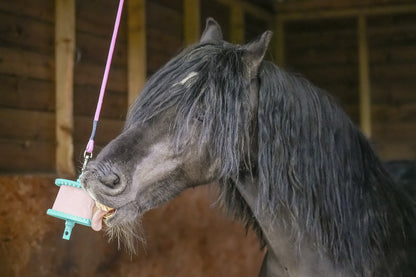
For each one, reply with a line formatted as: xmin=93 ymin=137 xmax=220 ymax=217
xmin=81 ymin=18 xmax=415 ymax=276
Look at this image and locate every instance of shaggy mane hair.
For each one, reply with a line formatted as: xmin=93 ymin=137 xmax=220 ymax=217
xmin=257 ymin=62 xmax=414 ymax=276
xmin=126 ymin=41 xmax=414 ymax=276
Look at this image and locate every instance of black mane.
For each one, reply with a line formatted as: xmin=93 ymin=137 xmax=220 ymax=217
xmin=126 ymin=41 xmax=414 ymax=276
xmin=257 ymin=61 xmax=414 ymax=275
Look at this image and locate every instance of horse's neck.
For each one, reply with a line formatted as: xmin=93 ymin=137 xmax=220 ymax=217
xmin=235 ymin=177 xmax=346 ymax=277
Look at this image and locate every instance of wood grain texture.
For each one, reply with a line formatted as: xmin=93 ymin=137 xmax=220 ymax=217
xmin=184 ymin=0 xmax=201 ymax=45
xmin=55 ymin=0 xmax=75 ymax=176
xmin=128 ymin=0 xmax=147 ymax=106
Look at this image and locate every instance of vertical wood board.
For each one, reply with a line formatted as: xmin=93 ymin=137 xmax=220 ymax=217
xmin=128 ymin=0 xmax=147 ymax=107
xmin=358 ymin=15 xmax=372 ymax=137
xmin=55 ymin=0 xmax=75 ymax=176
xmin=230 ymin=2 xmax=244 ymax=44
xmin=184 ymin=0 xmax=200 ymax=45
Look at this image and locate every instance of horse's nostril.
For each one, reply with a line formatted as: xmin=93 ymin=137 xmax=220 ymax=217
xmin=99 ymin=173 xmax=120 ymax=188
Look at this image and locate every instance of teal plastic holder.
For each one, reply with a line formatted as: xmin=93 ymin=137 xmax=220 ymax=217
xmin=47 ymin=177 xmax=92 ymax=240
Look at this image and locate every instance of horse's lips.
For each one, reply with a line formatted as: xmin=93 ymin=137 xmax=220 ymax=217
xmin=91 ymin=202 xmax=115 ymax=231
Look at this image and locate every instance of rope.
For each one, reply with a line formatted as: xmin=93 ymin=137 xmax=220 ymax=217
xmin=85 ymin=0 xmax=124 ymax=156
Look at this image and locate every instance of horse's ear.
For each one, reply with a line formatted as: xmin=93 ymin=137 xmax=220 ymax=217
xmin=243 ymin=31 xmax=273 ymax=77
xmin=200 ymin=18 xmax=223 ymax=43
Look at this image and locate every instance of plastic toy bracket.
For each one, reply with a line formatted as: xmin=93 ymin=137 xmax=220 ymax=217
xmin=46 ymin=178 xmax=93 ymax=240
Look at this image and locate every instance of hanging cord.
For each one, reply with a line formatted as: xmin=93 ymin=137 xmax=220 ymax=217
xmin=82 ymin=0 xmax=125 ymax=172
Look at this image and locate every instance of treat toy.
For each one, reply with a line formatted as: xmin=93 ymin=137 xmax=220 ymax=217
xmin=47 ymin=174 xmax=115 ymax=239
xmin=47 ymin=177 xmax=94 ymax=240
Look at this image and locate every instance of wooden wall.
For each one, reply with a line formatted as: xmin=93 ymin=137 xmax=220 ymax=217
xmin=284 ymin=18 xmax=360 ymax=122
xmin=368 ymin=13 xmax=416 ymax=159
xmin=0 ymin=1 xmax=55 ymax=173
xmin=0 ymin=1 xmax=414 ymax=172
xmin=282 ymin=10 xmax=416 ymax=160
xmin=147 ymin=0 xmax=183 ymax=75
xmin=0 ymin=0 xmax=272 ymax=174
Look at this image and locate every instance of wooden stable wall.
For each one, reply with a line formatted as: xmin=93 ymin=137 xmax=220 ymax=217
xmin=0 ymin=0 xmax=272 ymax=174
xmin=1 ymin=1 xmax=414 ymax=174
xmin=0 ymin=1 xmax=55 ymax=173
xmin=280 ymin=5 xmax=416 ymax=160
xmin=368 ymin=13 xmax=416 ymax=159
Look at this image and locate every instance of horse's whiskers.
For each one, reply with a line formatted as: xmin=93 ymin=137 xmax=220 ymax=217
xmin=105 ymin=216 xmax=146 ymax=255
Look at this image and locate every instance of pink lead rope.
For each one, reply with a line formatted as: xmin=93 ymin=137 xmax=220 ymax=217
xmin=83 ymin=0 xmax=125 ymax=170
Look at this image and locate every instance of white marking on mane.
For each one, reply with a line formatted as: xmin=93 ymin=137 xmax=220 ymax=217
xmin=173 ymin=71 xmax=198 ymax=87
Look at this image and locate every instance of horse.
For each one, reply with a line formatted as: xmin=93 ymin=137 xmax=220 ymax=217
xmin=81 ymin=18 xmax=415 ymax=276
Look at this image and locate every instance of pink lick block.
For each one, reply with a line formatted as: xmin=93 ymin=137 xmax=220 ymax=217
xmin=52 ymin=185 xmax=95 ymax=221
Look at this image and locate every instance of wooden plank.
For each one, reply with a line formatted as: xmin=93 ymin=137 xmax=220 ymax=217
xmin=275 ymin=0 xmax=413 ymax=13
xmin=287 ymin=44 xmax=416 ymax=66
xmin=274 ymin=16 xmax=285 ymax=66
xmin=372 ymin=103 xmax=416 ymax=123
xmin=230 ymin=1 xmax=244 ymax=44
xmin=0 ymin=75 xmax=54 ymax=112
xmin=240 ymin=1 xmax=272 ymax=21
xmin=372 ymin=123 xmax=416 ymax=142
xmin=147 ymin=29 xmax=183 ymax=64
xmin=55 ymin=0 xmax=75 ymax=176
xmin=0 ymin=0 xmax=54 ymax=23
xmin=286 ymin=50 xmax=358 ymax=66
xmin=371 ymin=64 xmax=416 ymax=82
xmin=0 ymin=108 xmax=54 ymax=141
xmin=152 ymin=0 xmax=183 ymax=11
xmin=278 ymin=4 xmax=416 ymax=21
xmin=128 ymin=0 xmax=147 ymax=107
xmin=369 ymin=34 xmax=416 ymax=49
xmin=285 ymin=32 xmax=357 ymax=49
xmin=76 ymin=32 xmax=127 ymax=66
xmin=372 ymin=83 xmax=416 ymax=102
xmin=288 ymin=64 xmax=358 ymax=84
xmin=0 ymin=139 xmax=54 ymax=173
xmin=74 ymin=63 xmax=127 ymax=92
xmin=367 ymin=12 xmax=416 ymax=31
xmin=358 ymin=15 xmax=372 ymax=138
xmin=183 ymin=0 xmax=200 ymax=45
xmin=147 ymin=1 xmax=183 ymax=36
xmin=322 ymin=86 xmax=359 ymax=106
xmin=0 ymin=46 xmax=54 ymax=80
xmin=217 ymin=0 xmax=272 ymax=21
xmin=373 ymin=142 xmax=416 ymax=161
xmin=285 ymin=16 xmax=357 ymax=33
xmin=0 ymin=11 xmax=54 ymax=54
xmin=74 ymin=85 xmax=127 ymax=119
xmin=76 ymin=0 xmax=127 ymax=42
xmin=74 ymin=116 xmax=124 ymax=145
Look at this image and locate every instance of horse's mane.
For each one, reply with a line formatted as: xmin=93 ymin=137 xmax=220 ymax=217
xmin=126 ymin=42 xmax=414 ymax=276
xmin=255 ymin=61 xmax=413 ymax=275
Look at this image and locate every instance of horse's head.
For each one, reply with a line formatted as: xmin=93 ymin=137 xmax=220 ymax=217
xmin=81 ymin=18 xmax=272 ymax=251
